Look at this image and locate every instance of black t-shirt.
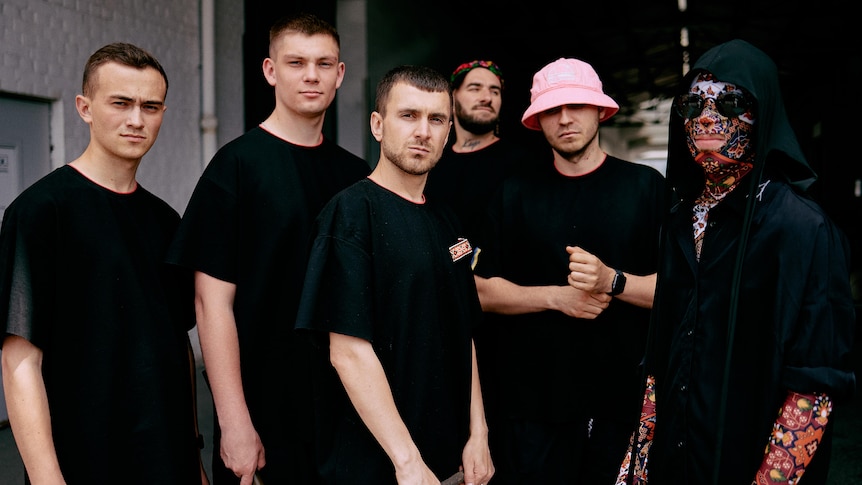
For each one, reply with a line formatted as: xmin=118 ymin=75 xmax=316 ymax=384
xmin=0 ymin=165 xmax=199 ymax=483
xmin=424 ymin=138 xmax=538 ymax=249
xmin=166 ymin=127 xmax=369 ymax=450
xmin=296 ymin=179 xmax=481 ymax=483
xmin=474 ymin=156 xmax=666 ymax=421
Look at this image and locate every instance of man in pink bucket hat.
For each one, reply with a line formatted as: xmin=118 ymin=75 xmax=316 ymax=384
xmin=470 ymin=57 xmax=667 ymax=484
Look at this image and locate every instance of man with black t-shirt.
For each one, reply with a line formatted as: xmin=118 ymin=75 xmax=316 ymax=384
xmin=166 ymin=13 xmax=369 ymax=485
xmin=0 ymin=42 xmax=205 ymax=484
xmin=472 ymin=58 xmax=666 ymax=484
xmin=425 ymin=59 xmax=534 ymax=248
xmin=423 ymin=62 xmax=536 ymax=453
xmin=295 ymin=65 xmax=493 ymax=485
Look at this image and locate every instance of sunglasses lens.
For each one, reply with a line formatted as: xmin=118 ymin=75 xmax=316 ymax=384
xmin=675 ymin=93 xmax=754 ymax=119
xmin=674 ymin=95 xmax=704 ymax=119
xmin=716 ymin=93 xmax=752 ymax=118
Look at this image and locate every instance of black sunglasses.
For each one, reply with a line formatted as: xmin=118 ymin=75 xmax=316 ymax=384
xmin=673 ymin=92 xmax=755 ymax=119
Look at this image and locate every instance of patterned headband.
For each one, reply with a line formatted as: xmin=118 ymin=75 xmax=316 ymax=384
xmin=450 ymin=60 xmax=504 ymax=85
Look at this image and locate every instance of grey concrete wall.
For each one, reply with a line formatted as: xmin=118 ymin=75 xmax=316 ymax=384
xmin=0 ymin=0 xmax=245 ymax=214
xmin=214 ymin=0 xmax=246 ymax=159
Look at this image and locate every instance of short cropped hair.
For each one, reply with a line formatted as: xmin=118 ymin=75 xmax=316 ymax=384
xmin=269 ymin=12 xmax=340 ymax=57
xmin=374 ymin=65 xmax=452 ymax=115
xmin=82 ymin=42 xmax=168 ymax=97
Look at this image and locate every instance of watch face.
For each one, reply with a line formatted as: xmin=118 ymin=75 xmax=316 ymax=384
xmin=612 ymin=270 xmax=626 ymax=296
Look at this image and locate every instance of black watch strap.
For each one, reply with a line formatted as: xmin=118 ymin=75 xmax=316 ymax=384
xmin=609 ymin=269 xmax=627 ymax=296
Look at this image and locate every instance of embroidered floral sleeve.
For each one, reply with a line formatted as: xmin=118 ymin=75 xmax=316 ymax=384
xmin=616 ymin=375 xmax=656 ymax=485
xmin=752 ymin=391 xmax=831 ymax=485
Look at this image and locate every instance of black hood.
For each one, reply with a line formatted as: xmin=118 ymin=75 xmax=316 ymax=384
xmin=665 ymin=39 xmax=816 ymax=202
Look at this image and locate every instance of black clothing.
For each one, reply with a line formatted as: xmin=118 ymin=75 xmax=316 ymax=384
xmin=475 ymin=156 xmax=665 ymax=420
xmin=473 ymin=155 xmax=666 ymax=483
xmin=166 ymin=127 xmax=369 ymax=484
xmin=424 ymin=138 xmax=535 ymax=248
xmin=494 ymin=416 xmax=632 ymax=485
xmin=295 ymin=179 xmax=481 ymax=484
xmin=647 ymin=39 xmax=856 ymax=485
xmin=0 ymin=165 xmax=199 ymax=484
xmin=423 ymin=137 xmax=537 ymax=456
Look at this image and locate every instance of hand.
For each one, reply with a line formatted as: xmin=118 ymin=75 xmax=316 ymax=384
xmin=566 ymin=246 xmax=614 ymax=294
xmin=552 ymin=284 xmax=611 ymax=319
xmin=393 ymin=460 xmax=442 ymax=485
xmin=219 ymin=423 xmax=265 ymax=485
xmin=461 ymin=434 xmax=494 ymax=485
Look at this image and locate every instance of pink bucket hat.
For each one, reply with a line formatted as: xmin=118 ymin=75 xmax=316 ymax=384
xmin=521 ymin=58 xmax=620 ymax=130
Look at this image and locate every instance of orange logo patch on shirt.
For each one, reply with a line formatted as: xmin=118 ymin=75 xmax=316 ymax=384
xmin=449 ymin=238 xmax=472 ymax=262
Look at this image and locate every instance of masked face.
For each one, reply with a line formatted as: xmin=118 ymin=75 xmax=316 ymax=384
xmin=682 ymin=73 xmax=755 ymax=162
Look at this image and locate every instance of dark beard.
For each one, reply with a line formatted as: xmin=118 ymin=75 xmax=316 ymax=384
xmin=459 ymin=115 xmax=496 ymax=136
xmin=455 ymin=100 xmax=498 ymax=136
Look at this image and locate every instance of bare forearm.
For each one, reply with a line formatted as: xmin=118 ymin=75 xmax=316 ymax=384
xmin=475 ymin=275 xmax=610 ymax=319
xmin=329 ymin=333 xmax=437 ymax=483
xmin=462 ymin=341 xmax=494 ymax=485
xmin=475 ymin=275 xmax=560 ymax=314
xmin=194 ymin=272 xmax=263 ymax=480
xmin=613 ymin=273 xmax=656 ymax=309
xmin=2 ymin=336 xmax=65 ymax=484
xmin=194 ymin=272 xmax=252 ymax=429
xmin=468 ymin=341 xmax=488 ymax=439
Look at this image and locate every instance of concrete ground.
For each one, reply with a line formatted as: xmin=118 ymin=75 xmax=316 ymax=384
xmin=1 ymin=350 xmax=861 ymax=484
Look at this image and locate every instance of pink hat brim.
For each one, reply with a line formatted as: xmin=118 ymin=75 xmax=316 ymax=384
xmin=521 ymin=85 xmax=620 ymax=130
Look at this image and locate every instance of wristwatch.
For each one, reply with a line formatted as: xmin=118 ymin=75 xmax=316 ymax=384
xmin=609 ymin=269 xmax=627 ymax=296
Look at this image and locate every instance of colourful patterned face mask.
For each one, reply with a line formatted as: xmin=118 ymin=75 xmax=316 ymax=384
xmin=685 ymin=73 xmax=758 ymax=259
xmin=683 ymin=73 xmax=756 ymax=163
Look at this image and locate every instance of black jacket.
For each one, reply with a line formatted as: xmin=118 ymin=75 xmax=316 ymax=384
xmin=646 ymin=39 xmax=856 ymax=485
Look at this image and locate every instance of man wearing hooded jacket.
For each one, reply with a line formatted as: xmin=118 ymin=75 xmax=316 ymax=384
xmin=644 ymin=39 xmax=856 ymax=485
